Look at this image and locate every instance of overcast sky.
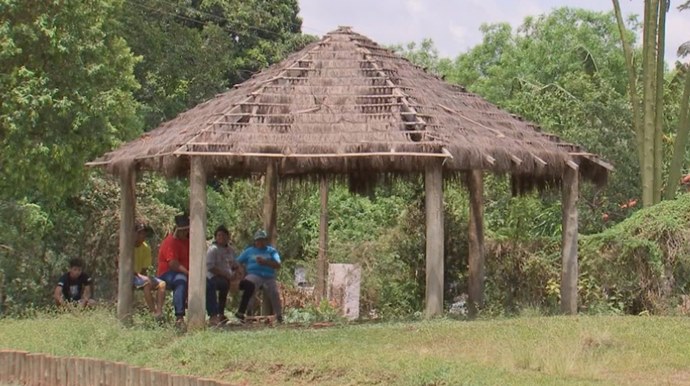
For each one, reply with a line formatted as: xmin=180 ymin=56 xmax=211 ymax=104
xmin=298 ymin=0 xmax=688 ymax=63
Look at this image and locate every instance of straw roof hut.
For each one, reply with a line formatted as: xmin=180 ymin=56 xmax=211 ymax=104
xmin=90 ymin=27 xmax=611 ymax=327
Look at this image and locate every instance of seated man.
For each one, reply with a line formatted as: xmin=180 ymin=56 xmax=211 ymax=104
xmin=236 ymin=230 xmax=283 ymax=323
xmin=134 ymin=223 xmax=166 ymax=318
xmin=158 ymin=215 xmax=220 ymax=329
xmin=206 ymin=225 xmax=255 ymax=323
xmin=54 ymin=258 xmax=96 ymax=307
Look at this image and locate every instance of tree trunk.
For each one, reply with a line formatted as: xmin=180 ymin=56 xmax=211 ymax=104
xmin=665 ymin=68 xmax=690 ymax=199
xmin=467 ymin=170 xmax=485 ymax=318
xmin=653 ymin=0 xmax=667 ymax=203
xmin=641 ymin=0 xmax=660 ymax=207
xmin=612 ymin=0 xmax=644 ymax=165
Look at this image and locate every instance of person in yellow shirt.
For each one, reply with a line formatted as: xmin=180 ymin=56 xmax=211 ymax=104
xmin=134 ymin=223 xmax=166 ymax=318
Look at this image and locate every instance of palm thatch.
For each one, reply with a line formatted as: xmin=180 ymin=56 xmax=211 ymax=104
xmin=89 ymin=26 xmax=611 ymax=189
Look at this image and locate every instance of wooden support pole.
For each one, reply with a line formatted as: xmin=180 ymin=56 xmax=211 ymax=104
xmin=561 ymin=166 xmax=579 ymax=314
xmin=189 ymin=157 xmax=208 ymax=329
xmin=117 ymin=167 xmax=136 ymax=324
xmin=425 ymin=160 xmax=444 ymax=318
xmin=263 ymin=161 xmax=278 ymax=246
xmin=467 ymin=170 xmax=485 ymax=317
xmin=261 ymin=161 xmax=278 ymax=315
xmin=316 ymin=175 xmax=329 ymax=301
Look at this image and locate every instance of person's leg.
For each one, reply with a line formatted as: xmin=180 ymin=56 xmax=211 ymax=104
xmin=152 ymin=277 xmax=166 ymax=317
xmin=244 ymin=274 xmax=262 ymax=316
xmin=210 ymin=276 xmax=230 ymax=315
xmin=169 ymin=273 xmax=188 ymax=319
xmin=205 ymin=278 xmax=219 ymax=318
xmin=236 ymin=279 xmax=256 ymax=315
xmin=264 ymin=278 xmax=283 ymax=322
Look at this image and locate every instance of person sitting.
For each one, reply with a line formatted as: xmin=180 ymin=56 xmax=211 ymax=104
xmin=54 ymin=258 xmax=96 ymax=308
xmin=206 ymin=225 xmax=255 ymax=323
xmin=133 ymin=222 xmax=166 ymax=318
xmin=236 ymin=230 xmax=283 ymax=323
xmin=158 ymin=214 xmax=220 ymax=329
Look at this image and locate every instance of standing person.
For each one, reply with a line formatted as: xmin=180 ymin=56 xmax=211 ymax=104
xmin=158 ymin=215 xmax=220 ymax=329
xmin=54 ymin=258 xmax=96 ymax=308
xmin=206 ymin=225 xmax=255 ymax=323
xmin=133 ymin=223 xmax=166 ymax=318
xmin=236 ymin=230 xmax=283 ymax=323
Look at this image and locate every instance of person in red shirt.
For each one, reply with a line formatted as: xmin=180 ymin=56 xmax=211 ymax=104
xmin=158 ymin=215 xmax=191 ymax=328
xmin=157 ymin=215 xmax=221 ymax=329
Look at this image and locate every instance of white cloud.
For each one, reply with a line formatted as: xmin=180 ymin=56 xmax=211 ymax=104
xmin=405 ymin=0 xmax=424 ymax=15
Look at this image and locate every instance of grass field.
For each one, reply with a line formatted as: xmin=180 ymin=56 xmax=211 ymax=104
xmin=0 ymin=310 xmax=688 ymax=385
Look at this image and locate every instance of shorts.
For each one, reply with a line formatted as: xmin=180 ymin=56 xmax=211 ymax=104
xmin=133 ymin=275 xmax=163 ymax=289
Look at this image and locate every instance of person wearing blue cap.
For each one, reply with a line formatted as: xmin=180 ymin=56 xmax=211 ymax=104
xmin=235 ymin=229 xmax=283 ymax=323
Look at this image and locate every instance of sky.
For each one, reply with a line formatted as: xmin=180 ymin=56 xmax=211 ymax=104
xmin=297 ymin=0 xmax=689 ymax=63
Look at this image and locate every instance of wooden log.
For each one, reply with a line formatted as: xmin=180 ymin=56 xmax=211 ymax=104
xmin=127 ymin=366 xmax=141 ymax=386
xmin=0 ymin=350 xmax=8 ymax=381
xmin=424 ymin=160 xmax=444 ymax=317
xmin=561 ymin=166 xmax=579 ymax=314
xmin=118 ymin=166 xmax=136 ymax=324
xmin=189 ymin=157 xmax=209 ymax=330
xmin=103 ymin=360 xmax=114 ymax=386
xmin=468 ymin=170 xmax=485 ymax=317
xmin=113 ymin=362 xmax=127 ymax=386
xmin=56 ymin=357 xmax=68 ymax=386
xmin=261 ymin=161 xmax=278 ymax=316
xmin=316 ymin=175 xmax=329 ymax=301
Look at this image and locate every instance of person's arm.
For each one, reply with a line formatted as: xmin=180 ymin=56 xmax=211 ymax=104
xmin=169 ymin=259 xmax=189 ymax=275
xmin=82 ymin=284 xmax=92 ymax=304
xmin=257 ymin=249 xmax=281 ymax=269
xmin=54 ymin=286 xmax=65 ymax=306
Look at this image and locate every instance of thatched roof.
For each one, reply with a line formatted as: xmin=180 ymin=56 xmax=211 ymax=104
xmin=89 ymin=26 xmax=611 ymax=187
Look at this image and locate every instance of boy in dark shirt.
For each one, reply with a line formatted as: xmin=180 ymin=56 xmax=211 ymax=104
xmin=54 ymin=258 xmax=96 ymax=307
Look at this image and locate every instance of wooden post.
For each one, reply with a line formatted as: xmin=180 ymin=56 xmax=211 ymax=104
xmin=263 ymin=161 xmax=278 ymax=246
xmin=561 ymin=165 xmax=579 ymax=314
xmin=189 ymin=157 xmax=208 ymax=329
xmin=468 ymin=170 xmax=485 ymax=317
xmin=425 ymin=160 xmax=444 ymax=317
xmin=316 ymin=175 xmax=329 ymax=301
xmin=117 ymin=166 xmax=136 ymax=324
xmin=261 ymin=161 xmax=278 ymax=315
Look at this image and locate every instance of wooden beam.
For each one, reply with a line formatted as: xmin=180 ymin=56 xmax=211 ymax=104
xmin=510 ymin=154 xmax=523 ymax=166
xmin=175 ymin=151 xmax=451 ymax=158
xmin=425 ymin=160 xmax=444 ymax=318
xmin=467 ymin=170 xmax=485 ymax=317
xmin=530 ymin=153 xmax=548 ymax=167
xmin=261 ymin=161 xmax=278 ymax=315
xmin=188 ymin=157 xmax=208 ymax=329
xmin=316 ymin=175 xmax=329 ymax=301
xmin=117 ymin=167 xmax=136 ymax=325
xmin=561 ymin=166 xmax=579 ymax=314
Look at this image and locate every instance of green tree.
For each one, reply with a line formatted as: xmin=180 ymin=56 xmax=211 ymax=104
xmin=0 ymin=0 xmax=141 ymax=203
xmin=118 ymin=0 xmax=314 ymax=130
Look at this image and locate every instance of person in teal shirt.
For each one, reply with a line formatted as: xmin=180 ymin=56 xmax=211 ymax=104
xmin=236 ymin=229 xmax=283 ymax=322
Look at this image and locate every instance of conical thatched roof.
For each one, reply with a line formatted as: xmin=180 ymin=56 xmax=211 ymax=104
xmin=90 ymin=26 xmax=611 ymax=187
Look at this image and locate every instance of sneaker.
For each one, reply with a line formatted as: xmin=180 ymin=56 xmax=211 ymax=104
xmin=234 ymin=312 xmax=245 ymax=323
xmin=219 ymin=315 xmax=229 ymax=325
xmin=175 ymin=317 xmax=187 ymax=333
xmin=276 ymin=315 xmax=283 ymax=324
xmin=208 ymin=315 xmax=222 ymax=327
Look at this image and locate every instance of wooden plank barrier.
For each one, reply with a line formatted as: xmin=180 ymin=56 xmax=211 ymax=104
xmin=0 ymin=349 xmax=238 ymax=385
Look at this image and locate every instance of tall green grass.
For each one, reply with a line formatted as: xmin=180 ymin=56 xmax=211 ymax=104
xmin=1 ymin=309 xmax=689 ymax=385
